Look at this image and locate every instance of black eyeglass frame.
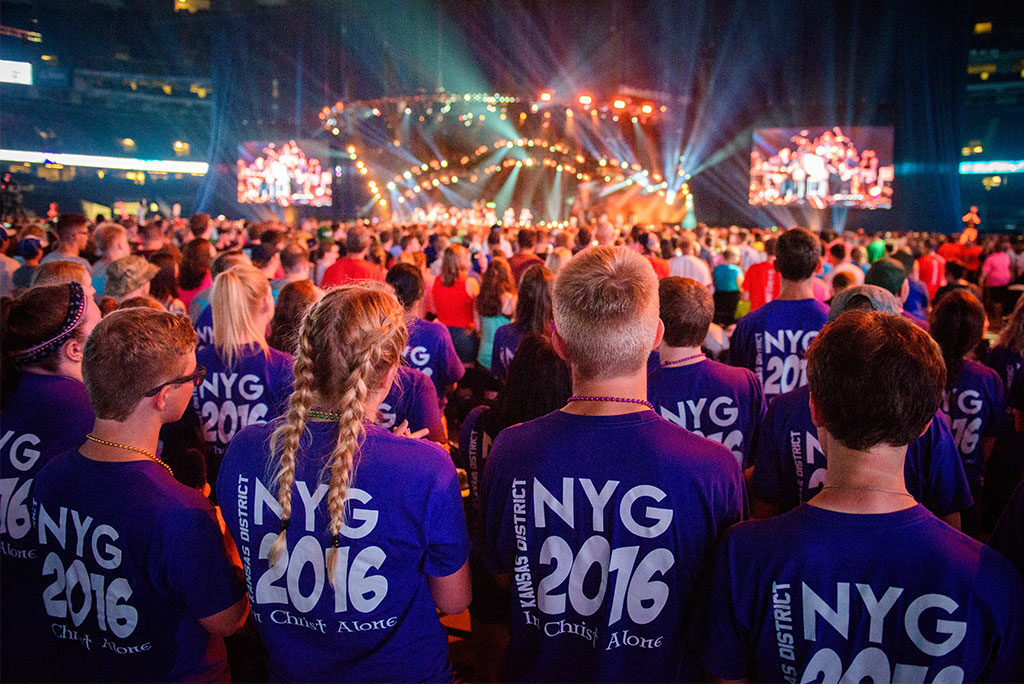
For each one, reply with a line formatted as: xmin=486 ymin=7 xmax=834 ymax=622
xmin=144 ymin=364 xmax=206 ymax=397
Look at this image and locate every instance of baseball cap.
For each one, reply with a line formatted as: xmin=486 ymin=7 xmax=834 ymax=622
xmin=106 ymin=255 xmax=160 ymax=299
xmin=827 ymin=284 xmax=902 ymax=322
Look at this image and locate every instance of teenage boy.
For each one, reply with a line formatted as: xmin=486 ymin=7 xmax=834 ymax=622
xmin=483 ymin=247 xmax=744 ymax=681
xmin=649 ymin=277 xmax=766 ymax=468
xmin=700 ymin=311 xmax=1023 ymax=682
xmin=40 ymin=213 xmax=91 ymax=270
xmin=730 ymin=227 xmax=829 ymax=399
xmin=749 ymin=285 xmax=972 ymax=528
xmin=31 ymin=308 xmax=248 ymax=681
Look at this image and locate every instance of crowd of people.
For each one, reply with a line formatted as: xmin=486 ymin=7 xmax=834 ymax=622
xmin=1 ymin=206 xmax=1023 ymax=682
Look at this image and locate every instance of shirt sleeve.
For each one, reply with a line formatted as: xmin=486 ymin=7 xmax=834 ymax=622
xmin=413 ymin=373 xmax=446 ymax=443
xmin=437 ymin=324 xmax=466 ymax=388
xmin=982 ymin=372 xmax=1006 ymax=438
xmin=749 ymin=398 xmax=799 ymax=511
xmin=423 ymin=453 xmax=471 ymax=577
xmin=729 ymin=317 xmax=753 ymax=370
xmin=162 ymin=503 xmax=245 ymax=620
xmin=909 ymin=414 xmax=973 ymax=516
xmin=699 ymin=530 xmax=753 ymax=680
xmin=744 ymin=371 xmax=768 ymax=470
xmin=480 ymin=430 xmax=516 ymax=575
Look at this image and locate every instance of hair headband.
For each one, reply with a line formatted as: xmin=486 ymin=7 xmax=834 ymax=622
xmin=9 ymin=282 xmax=88 ymax=364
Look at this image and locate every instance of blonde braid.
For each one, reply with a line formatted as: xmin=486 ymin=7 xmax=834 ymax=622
xmin=266 ymin=306 xmax=320 ymax=567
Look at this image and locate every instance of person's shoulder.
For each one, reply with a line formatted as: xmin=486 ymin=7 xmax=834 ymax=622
xmin=963 ymin=358 xmax=1001 ymax=384
xmin=364 ymin=424 xmax=452 ymax=472
xmin=703 ymin=358 xmax=759 ymax=386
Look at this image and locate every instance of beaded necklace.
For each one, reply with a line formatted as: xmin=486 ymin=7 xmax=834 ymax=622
xmin=85 ymin=434 xmax=174 ymax=478
xmin=308 ymin=408 xmax=345 ymax=421
xmin=660 ymin=352 xmax=706 ymax=367
xmin=566 ymin=395 xmax=654 ymax=410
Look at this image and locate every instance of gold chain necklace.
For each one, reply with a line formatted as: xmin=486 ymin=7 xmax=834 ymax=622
xmin=85 ymin=434 xmax=174 ymax=478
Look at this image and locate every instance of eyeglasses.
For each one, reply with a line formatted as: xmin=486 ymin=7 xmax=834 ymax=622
xmin=144 ymin=364 xmax=206 ymax=397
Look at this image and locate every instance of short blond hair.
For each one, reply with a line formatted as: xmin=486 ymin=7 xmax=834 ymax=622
xmin=94 ymin=222 xmax=127 ymax=256
xmin=553 ymin=246 xmax=658 ymax=380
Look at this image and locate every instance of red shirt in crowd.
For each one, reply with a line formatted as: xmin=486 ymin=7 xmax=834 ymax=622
xmin=320 ymin=256 xmax=385 ymax=288
xmin=937 ymin=242 xmax=963 ymax=264
xmin=432 ymin=276 xmax=478 ymax=329
xmin=917 ymin=253 xmax=946 ymax=299
xmin=742 ymin=260 xmax=781 ymax=310
xmin=963 ymin=244 xmax=983 ymax=273
xmin=648 ymin=256 xmax=671 ymax=279
xmin=508 ymin=251 xmax=544 ymax=283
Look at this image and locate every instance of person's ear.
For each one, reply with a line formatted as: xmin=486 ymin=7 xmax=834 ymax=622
xmin=551 ymin=328 xmax=570 ymax=362
xmin=152 ymin=384 xmax=174 ymax=412
xmin=808 ymin=392 xmax=823 ymax=430
xmin=62 ymin=335 xmax=86 ymax=365
xmin=652 ymin=318 xmax=665 ymax=351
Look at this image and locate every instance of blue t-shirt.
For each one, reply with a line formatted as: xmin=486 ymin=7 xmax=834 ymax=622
xmin=700 ymin=504 xmax=1024 ymax=682
xmin=647 ymin=358 xmax=766 ymax=468
xmin=216 ymin=420 xmax=470 ymax=682
xmin=712 ymin=263 xmax=743 ymax=292
xmin=729 ymin=298 xmax=829 ymax=398
xmin=904 ymin=277 xmax=929 ymax=319
xmin=32 ymin=451 xmax=244 ymax=681
xmin=404 ymin=317 xmax=465 ymax=399
xmin=490 ymin=322 xmax=524 ymax=382
xmin=749 ymin=384 xmax=973 ymax=517
xmin=193 ymin=344 xmax=295 ymax=462
xmin=940 ymin=359 xmax=1005 ymax=487
xmin=376 ymin=365 xmax=446 ymax=443
xmin=985 ymin=344 xmax=1024 ymax=400
xmin=482 ymin=409 xmax=745 ymax=682
xmin=478 ymin=314 xmax=512 ymax=370
xmin=193 ymin=304 xmax=215 ymax=347
xmin=1 ymin=374 xmax=95 ymax=680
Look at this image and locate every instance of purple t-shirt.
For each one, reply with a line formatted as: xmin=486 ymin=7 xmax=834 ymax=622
xmin=194 ymin=304 xmax=214 ymax=347
xmin=750 ymin=384 xmax=972 ymax=516
xmin=1 ymin=374 xmax=95 ymax=680
xmin=647 ymin=358 xmax=766 ymax=468
xmin=490 ymin=322 xmax=524 ymax=382
xmin=217 ymin=420 xmax=470 ymax=682
xmin=376 ymin=365 xmax=446 ymax=443
xmin=404 ymin=317 xmax=465 ymax=398
xmin=700 ymin=504 xmax=1024 ymax=682
xmin=193 ymin=344 xmax=295 ymax=460
xmin=32 ymin=451 xmax=244 ymax=681
xmin=940 ymin=359 xmax=1005 ymax=487
xmin=729 ymin=298 xmax=829 ymax=399
xmin=482 ymin=409 xmax=745 ymax=682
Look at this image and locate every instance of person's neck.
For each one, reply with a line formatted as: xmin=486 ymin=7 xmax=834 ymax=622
xmin=657 ymin=344 xmax=704 ymax=365
xmin=58 ymin=242 xmax=80 ymax=257
xmin=284 ymin=271 xmax=306 ymax=282
xmin=808 ymin=437 xmax=915 ymax=514
xmin=81 ymin=416 xmax=162 ymax=464
xmin=24 ymin=359 xmax=83 ymax=383
xmin=778 ymin=277 xmax=817 ymax=300
xmin=349 ymin=250 xmax=369 ymax=260
xmin=563 ymin=369 xmax=649 ymax=415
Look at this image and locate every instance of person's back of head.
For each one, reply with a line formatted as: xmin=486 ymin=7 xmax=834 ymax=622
xmin=774 ymin=228 xmax=821 ymax=282
xmin=180 ymin=238 xmax=214 ymax=290
xmin=930 ymin=289 xmax=986 ymax=389
xmin=94 ymin=222 xmax=128 ymax=259
xmin=864 ymin=258 xmax=907 ymax=297
xmin=494 ymin=333 xmax=572 ymax=433
xmin=83 ymin=307 xmax=198 ymax=422
xmin=516 ymin=228 xmax=536 ymax=251
xmin=807 ymin=310 xmax=944 ymax=451
xmin=545 ymin=247 xmax=572 ymax=275
xmin=477 ymin=258 xmax=516 ymax=317
xmin=268 ymin=279 xmax=322 ymax=355
xmin=678 ymin=236 xmax=696 ymax=257
xmin=211 ymin=264 xmax=271 ymax=367
xmin=386 ymin=262 xmax=425 ymax=312
xmin=266 ymin=282 xmax=407 ymax=572
xmin=440 ymin=244 xmax=469 ymax=287
xmin=943 ymin=259 xmax=966 ymax=282
xmin=828 ymin=243 xmax=847 ymax=263
xmin=891 ymin=249 xmax=915 ymax=275
xmin=31 ymin=260 xmax=91 ymax=292
xmin=1 ymin=282 xmax=97 ymax=404
xmin=118 ymin=295 xmax=164 ymax=311
xmin=345 ymin=224 xmax=371 ymax=255
xmin=553 ymin=246 xmax=658 ymax=379
xmin=658 ymin=277 xmax=713 ymax=349
xmin=830 ymin=271 xmax=854 ymax=296
xmin=148 ymin=252 xmax=180 ymax=304
xmin=188 ymin=213 xmax=211 ymax=239
xmin=762 ymin=237 xmax=777 ymax=258
xmin=515 ymin=264 xmax=554 ymax=336
xmin=211 ymin=249 xmax=252 ymax=280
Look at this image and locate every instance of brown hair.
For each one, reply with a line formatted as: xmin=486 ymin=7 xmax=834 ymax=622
xmin=514 ymin=264 xmax=554 ymax=337
xmin=930 ymin=289 xmax=986 ymax=390
xmin=659 ymin=277 xmax=713 ymax=348
xmin=553 ymin=246 xmax=658 ymax=380
xmin=806 ymin=310 xmax=945 ymax=450
xmin=118 ymin=296 xmax=165 ymax=311
xmin=83 ymin=308 xmax=198 ymax=421
xmin=268 ymin=280 xmax=322 ymax=355
xmin=440 ymin=244 xmax=469 ymax=287
xmin=1 ymin=284 xmax=90 ymax=404
xmin=476 ymin=257 xmax=516 ymax=317
xmin=775 ymin=228 xmax=821 ymax=282
xmin=180 ymin=238 xmax=214 ymax=290
xmin=31 ymin=261 xmax=90 ymax=290
xmin=267 ymin=283 xmax=407 ymax=579
xmin=995 ymin=295 xmax=1024 ymax=358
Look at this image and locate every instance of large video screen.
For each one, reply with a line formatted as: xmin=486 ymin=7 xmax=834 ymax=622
xmin=237 ymin=140 xmax=332 ymax=207
xmin=749 ymin=127 xmax=894 ymax=209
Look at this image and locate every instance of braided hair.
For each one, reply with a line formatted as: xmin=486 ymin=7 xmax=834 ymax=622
xmin=267 ymin=282 xmax=407 ymax=581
